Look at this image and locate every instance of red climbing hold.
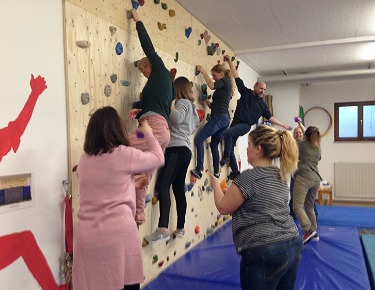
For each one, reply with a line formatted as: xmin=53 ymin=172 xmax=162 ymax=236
xmin=170 ymin=68 xmax=177 ymax=81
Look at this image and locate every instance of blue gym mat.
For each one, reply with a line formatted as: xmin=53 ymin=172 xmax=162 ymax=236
xmin=144 ymin=205 xmax=375 ymax=290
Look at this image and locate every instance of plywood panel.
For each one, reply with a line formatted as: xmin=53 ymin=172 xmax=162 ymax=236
xmin=64 ymin=0 xmax=238 ymax=285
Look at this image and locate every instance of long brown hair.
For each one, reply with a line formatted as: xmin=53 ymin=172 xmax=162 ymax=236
xmin=84 ymin=106 xmax=130 ymax=155
xmin=174 ymin=76 xmax=195 ymax=102
xmin=305 ymin=126 xmax=321 ymax=148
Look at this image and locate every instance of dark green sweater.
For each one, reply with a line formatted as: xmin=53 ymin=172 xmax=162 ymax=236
xmin=135 ymin=21 xmax=175 ymax=122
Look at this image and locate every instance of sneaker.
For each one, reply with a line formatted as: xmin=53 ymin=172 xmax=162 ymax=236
xmin=174 ymin=228 xmax=185 ymax=238
xmin=145 ymin=228 xmax=170 ymax=243
xmin=220 ymin=156 xmax=230 ymax=166
xmin=312 ymin=234 xmax=320 ymax=241
xmin=228 ymin=171 xmax=240 ymax=180
xmin=303 ymin=229 xmax=318 ymax=245
xmin=213 ymin=172 xmax=220 ymax=178
xmin=191 ymin=168 xmax=202 ymax=179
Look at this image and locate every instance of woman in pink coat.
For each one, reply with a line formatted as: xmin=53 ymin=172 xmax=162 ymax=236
xmin=72 ymin=106 xmax=164 ymax=290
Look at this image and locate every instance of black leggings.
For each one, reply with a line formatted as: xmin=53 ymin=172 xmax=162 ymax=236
xmin=155 ymin=146 xmax=192 ymax=229
xmin=123 ymin=284 xmax=140 ymax=290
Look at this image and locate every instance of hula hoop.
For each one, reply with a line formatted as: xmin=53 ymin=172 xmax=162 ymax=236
xmin=304 ymin=106 xmax=333 ymax=136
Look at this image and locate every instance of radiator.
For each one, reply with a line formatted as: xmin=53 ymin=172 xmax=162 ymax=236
xmin=334 ymin=163 xmax=375 ymax=200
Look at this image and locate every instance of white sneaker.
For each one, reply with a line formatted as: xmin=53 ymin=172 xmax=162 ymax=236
xmin=174 ymin=228 xmax=185 ymax=238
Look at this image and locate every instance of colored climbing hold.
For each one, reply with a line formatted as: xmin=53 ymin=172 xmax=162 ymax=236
xmin=197 ymin=109 xmax=205 ymax=122
xmin=204 ymin=178 xmax=209 ymax=186
xmin=142 ymin=238 xmax=149 ymax=247
xmin=76 ymin=40 xmax=90 ymax=48
xmin=198 ymin=39 xmax=201 ymax=45
xmin=115 ymin=42 xmax=123 ymax=55
xmin=131 ymin=0 xmax=139 ymax=10
xmin=170 ymin=68 xmax=177 ymax=80
xmin=145 ymin=193 xmax=152 ymax=207
xmin=222 ymin=49 xmax=226 ymax=55
xmin=120 ymin=80 xmax=131 ymax=86
xmin=184 ymin=184 xmax=188 ymax=193
xmin=126 ymin=10 xmax=133 ymax=19
xmin=161 ymin=2 xmax=168 ymax=10
xmin=195 ymin=66 xmax=200 ymax=76
xmin=138 ymin=0 xmax=145 ymax=6
xmin=157 ymin=22 xmax=167 ymax=30
xmin=191 ymin=192 xmax=194 ymax=197
xmin=158 ymin=260 xmax=165 ymax=267
xmin=206 ymin=185 xmax=213 ymax=192
xmin=169 ymin=9 xmax=176 ymax=17
xmin=152 ymin=254 xmax=158 ymax=264
xmin=174 ymin=250 xmax=177 ymax=256
xmin=152 ymin=196 xmax=158 ymax=204
xmin=185 ymin=241 xmax=191 ymax=248
xmin=220 ymin=180 xmax=227 ymax=190
xmin=110 ymin=74 xmax=117 ymax=83
xmin=195 ymin=225 xmax=200 ymax=234
xmin=203 ymin=30 xmax=211 ymax=45
xmin=207 ymin=45 xmax=215 ymax=56
xmin=206 ymin=226 xmax=214 ymax=235
xmin=174 ymin=52 xmax=179 ymax=62
xmin=187 ymin=182 xmax=194 ymax=191
xmin=136 ymin=130 xmax=145 ymax=139
xmin=104 ymin=84 xmax=112 ymax=97
xmin=185 ymin=27 xmax=192 ymax=38
xmin=109 ymin=26 xmax=117 ymax=35
xmin=81 ymin=92 xmax=90 ymax=105
xmin=231 ymin=56 xmax=235 ymax=61
xmin=154 ymin=0 xmax=160 ymax=3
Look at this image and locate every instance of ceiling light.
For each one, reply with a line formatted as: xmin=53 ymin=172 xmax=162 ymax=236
xmin=361 ymin=43 xmax=375 ymax=60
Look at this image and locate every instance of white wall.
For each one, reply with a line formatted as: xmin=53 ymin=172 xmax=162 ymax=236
xmin=301 ymin=78 xmax=375 ymax=185
xmin=0 ymin=1 xmax=67 ymax=289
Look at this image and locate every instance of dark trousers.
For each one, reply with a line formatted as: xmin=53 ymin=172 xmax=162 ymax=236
xmin=123 ymin=284 xmax=140 ymax=290
xmin=155 ymin=146 xmax=192 ymax=229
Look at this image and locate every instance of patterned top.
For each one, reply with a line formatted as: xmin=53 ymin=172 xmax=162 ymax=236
xmin=232 ymin=166 xmax=299 ymax=253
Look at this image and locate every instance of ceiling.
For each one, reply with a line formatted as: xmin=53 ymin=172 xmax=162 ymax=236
xmin=176 ymin=0 xmax=375 ymax=85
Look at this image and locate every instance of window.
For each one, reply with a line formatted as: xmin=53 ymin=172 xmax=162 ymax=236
xmin=334 ymin=101 xmax=375 ymax=141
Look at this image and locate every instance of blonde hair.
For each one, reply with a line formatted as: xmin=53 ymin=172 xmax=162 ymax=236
xmin=137 ymin=57 xmax=150 ymax=69
xmin=211 ymin=63 xmax=231 ymax=78
xmin=305 ymin=126 xmax=321 ymax=148
xmin=174 ymin=76 xmax=195 ymax=102
xmin=249 ymin=125 xmax=298 ymax=181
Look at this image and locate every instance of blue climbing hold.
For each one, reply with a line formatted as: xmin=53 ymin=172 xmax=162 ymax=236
xmin=120 ymin=80 xmax=131 ymax=86
xmin=185 ymin=27 xmax=192 ymax=38
xmin=136 ymin=131 xmax=144 ymax=139
xmin=131 ymin=0 xmax=139 ymax=10
xmin=116 ymin=42 xmax=123 ymax=55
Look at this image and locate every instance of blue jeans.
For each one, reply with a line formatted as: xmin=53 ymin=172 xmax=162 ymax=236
xmin=240 ymin=236 xmax=303 ymax=290
xmin=194 ymin=113 xmax=230 ymax=173
xmin=223 ymin=122 xmax=251 ymax=173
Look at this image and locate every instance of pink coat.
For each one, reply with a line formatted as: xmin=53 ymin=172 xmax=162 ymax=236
xmin=72 ymin=132 xmax=164 ymax=289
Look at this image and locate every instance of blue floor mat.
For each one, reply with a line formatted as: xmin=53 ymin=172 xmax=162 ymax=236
xmin=144 ymin=205 xmax=373 ymax=290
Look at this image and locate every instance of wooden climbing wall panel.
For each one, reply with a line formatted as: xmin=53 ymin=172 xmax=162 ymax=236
xmin=64 ymin=0 xmax=238 ymax=286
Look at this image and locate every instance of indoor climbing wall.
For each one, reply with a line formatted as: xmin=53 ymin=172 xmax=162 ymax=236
xmin=64 ymin=0 xmax=239 ymax=285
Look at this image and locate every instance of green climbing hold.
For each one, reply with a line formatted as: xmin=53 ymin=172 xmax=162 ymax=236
xmin=161 ymin=2 xmax=168 ymax=10
xmin=152 ymin=254 xmax=158 ymax=264
xmin=154 ymin=0 xmax=160 ymax=3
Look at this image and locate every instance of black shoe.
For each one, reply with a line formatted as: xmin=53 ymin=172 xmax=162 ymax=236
xmin=220 ymin=156 xmax=230 ymax=166
xmin=303 ymin=229 xmax=318 ymax=245
xmin=228 ymin=171 xmax=240 ymax=180
xmin=191 ymin=168 xmax=202 ymax=179
xmin=213 ymin=172 xmax=220 ymax=178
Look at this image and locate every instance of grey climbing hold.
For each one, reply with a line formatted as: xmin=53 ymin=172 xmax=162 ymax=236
xmin=76 ymin=40 xmax=90 ymax=48
xmin=104 ymin=85 xmax=112 ymax=97
xmin=126 ymin=10 xmax=133 ymax=19
xmin=109 ymin=26 xmax=117 ymax=36
xmin=81 ymin=92 xmax=90 ymax=105
xmin=110 ymin=74 xmax=117 ymax=83
xmin=120 ymin=80 xmax=131 ymax=86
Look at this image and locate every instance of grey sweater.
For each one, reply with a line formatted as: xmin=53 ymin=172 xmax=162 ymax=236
xmin=168 ymin=99 xmax=199 ymax=149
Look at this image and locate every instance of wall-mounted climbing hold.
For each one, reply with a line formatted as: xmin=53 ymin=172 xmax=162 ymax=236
xmin=136 ymin=131 xmax=145 ymax=139
xmin=170 ymin=68 xmax=177 ymax=80
xmin=207 ymin=45 xmax=215 ymax=56
xmin=115 ymin=42 xmax=123 ymax=55
xmin=154 ymin=0 xmax=160 ymax=3
xmin=104 ymin=84 xmax=112 ymax=97
xmin=174 ymin=52 xmax=179 ymax=62
xmin=126 ymin=10 xmax=133 ymax=19
xmin=161 ymin=2 xmax=168 ymax=10
xmin=195 ymin=66 xmax=200 ymax=76
xmin=202 ymin=30 xmax=211 ymax=45
xmin=157 ymin=22 xmax=167 ymax=31
xmin=120 ymin=80 xmax=131 ymax=86
xmin=110 ymin=74 xmax=117 ymax=83
xmin=158 ymin=260 xmax=165 ymax=267
xmin=196 ymin=109 xmax=205 ymax=122
xmin=187 ymin=182 xmax=194 ymax=191
xmin=204 ymin=178 xmax=208 ymax=186
xmin=131 ymin=0 xmax=139 ymax=10
xmin=185 ymin=241 xmax=191 ymax=249
xmin=109 ymin=26 xmax=117 ymax=35
xmin=206 ymin=226 xmax=214 ymax=235
xmin=231 ymin=56 xmax=235 ymax=61
xmin=152 ymin=254 xmax=158 ymax=264
xmin=76 ymin=40 xmax=90 ymax=48
xmin=198 ymin=39 xmax=201 ymax=45
xmin=185 ymin=27 xmax=192 ymax=38
xmin=206 ymin=113 xmax=211 ymax=121
xmin=145 ymin=193 xmax=152 ymax=206
xmin=169 ymin=9 xmax=175 ymax=17
xmin=191 ymin=191 xmax=194 ymax=197
xmin=195 ymin=225 xmax=200 ymax=234
xmin=81 ymin=92 xmax=90 ymax=105
xmin=142 ymin=238 xmax=149 ymax=247
xmin=222 ymin=49 xmax=226 ymax=55
xmin=134 ymin=60 xmax=139 ymax=67
xmin=152 ymin=196 xmax=158 ymax=204
xmin=139 ymin=0 xmax=145 ymax=6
